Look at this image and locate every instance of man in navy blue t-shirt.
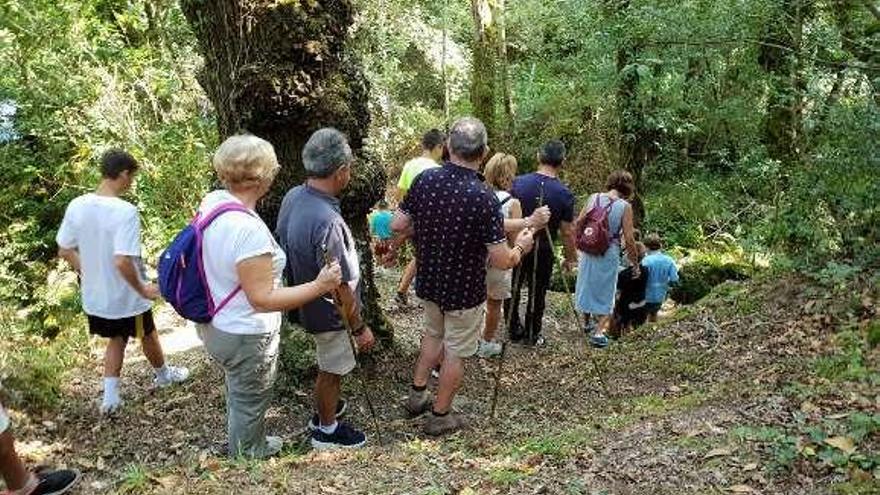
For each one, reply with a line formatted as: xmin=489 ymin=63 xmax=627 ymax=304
xmin=509 ymin=140 xmax=578 ymax=345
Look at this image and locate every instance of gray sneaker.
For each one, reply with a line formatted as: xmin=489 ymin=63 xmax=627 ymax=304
xmin=424 ymin=412 xmax=466 ymax=436
xmin=404 ymin=389 xmax=431 ymax=417
xmin=262 ymin=436 xmax=283 ymax=458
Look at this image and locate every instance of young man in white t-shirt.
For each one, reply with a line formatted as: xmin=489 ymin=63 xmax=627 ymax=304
xmin=56 ymin=150 xmax=189 ymax=415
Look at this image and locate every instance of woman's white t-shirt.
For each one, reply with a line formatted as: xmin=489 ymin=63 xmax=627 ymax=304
xmin=495 ymin=190 xmax=515 ymax=219
xmin=198 ymin=190 xmax=286 ymax=335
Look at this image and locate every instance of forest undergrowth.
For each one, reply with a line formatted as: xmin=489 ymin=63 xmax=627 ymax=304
xmin=3 ymin=265 xmax=877 ymax=495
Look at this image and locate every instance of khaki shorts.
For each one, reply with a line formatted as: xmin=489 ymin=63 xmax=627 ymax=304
xmin=314 ymin=330 xmax=356 ymax=376
xmin=0 ymin=402 xmax=8 ymax=434
xmin=486 ymin=267 xmax=512 ymax=300
xmin=423 ymin=300 xmax=485 ymax=358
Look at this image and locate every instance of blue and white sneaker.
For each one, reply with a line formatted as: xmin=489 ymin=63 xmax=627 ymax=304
xmin=311 ymin=421 xmax=367 ymax=451
xmin=590 ymin=334 xmax=609 ymax=348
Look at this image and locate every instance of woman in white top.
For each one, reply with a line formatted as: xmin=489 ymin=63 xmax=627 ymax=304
xmin=479 ymin=153 xmax=550 ymax=357
xmin=198 ymin=135 xmax=341 ymax=459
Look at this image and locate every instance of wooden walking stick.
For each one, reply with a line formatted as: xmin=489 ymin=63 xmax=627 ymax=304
xmin=321 ymin=246 xmax=383 ymax=444
xmin=526 ymin=182 xmax=545 ymax=345
xmin=542 ymin=227 xmax=613 ymax=403
xmin=489 ymin=259 xmax=524 ymax=419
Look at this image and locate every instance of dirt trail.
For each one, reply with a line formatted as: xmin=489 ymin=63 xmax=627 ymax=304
xmin=10 ymin=269 xmax=879 ymax=494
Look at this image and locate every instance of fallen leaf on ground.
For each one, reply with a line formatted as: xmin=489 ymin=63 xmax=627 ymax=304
xmin=704 ymin=447 xmax=733 ymax=459
xmin=800 ymin=401 xmax=819 ymax=413
xmin=727 ymin=485 xmax=756 ymax=493
xmin=824 ymin=436 xmax=856 ymax=454
xmin=742 ymin=463 xmax=758 ymax=471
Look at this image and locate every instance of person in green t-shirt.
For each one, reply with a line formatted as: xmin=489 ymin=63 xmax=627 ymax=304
xmin=393 ymin=129 xmax=445 ymax=306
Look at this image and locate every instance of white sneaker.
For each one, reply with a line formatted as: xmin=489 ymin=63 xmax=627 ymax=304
xmin=100 ymin=397 xmax=123 ymax=416
xmin=154 ymin=365 xmax=190 ymax=387
xmin=477 ymin=339 xmax=503 ymax=358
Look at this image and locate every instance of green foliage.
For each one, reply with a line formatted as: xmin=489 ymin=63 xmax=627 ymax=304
xmin=732 ymin=413 xmax=880 ymax=476
xmin=670 ymin=251 xmax=751 ymax=304
xmin=813 ymin=329 xmax=879 ymax=385
xmin=643 ymin=177 xmax=733 ymax=248
xmin=118 ymin=463 xmax=151 ymax=494
xmin=0 ymin=0 xmax=213 ymax=408
xmin=0 ymin=298 xmax=88 ymax=409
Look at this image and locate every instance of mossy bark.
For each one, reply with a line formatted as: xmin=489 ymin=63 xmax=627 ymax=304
xmin=759 ymin=0 xmax=813 ymax=163
xmin=180 ymin=0 xmax=391 ymax=342
xmin=471 ymin=0 xmax=499 ymax=142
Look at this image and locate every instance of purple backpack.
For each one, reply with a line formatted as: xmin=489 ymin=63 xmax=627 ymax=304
xmin=158 ymin=203 xmax=254 ymax=323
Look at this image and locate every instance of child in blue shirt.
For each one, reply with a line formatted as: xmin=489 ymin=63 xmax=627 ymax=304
xmin=641 ymin=233 xmax=679 ymax=321
xmin=369 ymin=200 xmax=394 ymax=266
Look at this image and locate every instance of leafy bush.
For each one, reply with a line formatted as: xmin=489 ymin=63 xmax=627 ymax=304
xmin=670 ymin=251 xmax=751 ymax=304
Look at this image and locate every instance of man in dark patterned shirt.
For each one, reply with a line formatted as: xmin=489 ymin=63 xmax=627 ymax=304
xmin=391 ymin=117 xmax=535 ymax=436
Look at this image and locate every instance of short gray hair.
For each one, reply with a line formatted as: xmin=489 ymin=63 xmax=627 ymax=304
xmin=448 ymin=117 xmax=487 ymax=161
xmin=302 ymin=128 xmax=353 ymax=178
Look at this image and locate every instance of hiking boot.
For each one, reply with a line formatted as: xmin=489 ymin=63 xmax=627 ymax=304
xmin=32 ymin=468 xmax=81 ymax=495
xmin=154 ymin=365 xmax=190 ymax=388
xmin=424 ymin=412 xmax=466 ymax=436
xmin=310 ymin=421 xmax=366 ymax=450
xmin=404 ymin=389 xmax=431 ymax=417
xmin=477 ymin=339 xmax=503 ymax=358
xmin=307 ymin=399 xmax=348 ymax=431
xmin=395 ymin=291 xmax=408 ymax=306
xmin=533 ymin=335 xmax=546 ymax=347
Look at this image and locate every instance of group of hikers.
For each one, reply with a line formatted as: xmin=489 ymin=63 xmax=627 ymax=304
xmin=0 ymin=116 xmax=680 ymax=495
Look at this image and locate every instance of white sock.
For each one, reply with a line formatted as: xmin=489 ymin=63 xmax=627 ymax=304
xmin=103 ymin=377 xmax=120 ymax=403
xmin=154 ymin=364 xmax=170 ymax=381
xmin=319 ymin=421 xmax=338 ymax=435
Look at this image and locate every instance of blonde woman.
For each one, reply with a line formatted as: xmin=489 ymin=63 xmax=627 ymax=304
xmin=197 ymin=135 xmax=342 ymax=458
xmin=479 ymin=153 xmax=551 ymax=357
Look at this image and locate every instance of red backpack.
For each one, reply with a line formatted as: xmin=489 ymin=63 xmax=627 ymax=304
xmin=576 ymin=194 xmax=617 ymax=256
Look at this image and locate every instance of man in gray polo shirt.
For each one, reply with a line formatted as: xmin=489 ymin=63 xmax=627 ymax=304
xmin=276 ymin=128 xmax=375 ymax=450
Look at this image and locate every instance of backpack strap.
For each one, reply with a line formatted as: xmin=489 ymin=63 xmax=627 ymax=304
xmin=500 ymin=194 xmax=513 ymax=206
xmin=195 ymin=202 xmax=254 ymax=230
xmin=193 ymin=202 xmax=257 ymax=316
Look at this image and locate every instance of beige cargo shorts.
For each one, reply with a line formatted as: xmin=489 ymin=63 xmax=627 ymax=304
xmin=314 ymin=330 xmax=356 ymax=376
xmin=423 ymin=300 xmax=485 ymax=358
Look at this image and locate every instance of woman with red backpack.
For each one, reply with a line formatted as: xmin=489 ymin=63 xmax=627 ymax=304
xmin=574 ymin=170 xmax=641 ymax=348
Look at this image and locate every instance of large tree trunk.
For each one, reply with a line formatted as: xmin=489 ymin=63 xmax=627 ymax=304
xmin=471 ymin=0 xmax=499 ymax=142
xmin=180 ymin=0 xmax=391 ymax=342
xmin=759 ymin=0 xmax=813 ymax=163
xmin=497 ymin=0 xmax=513 ymax=142
xmin=614 ymin=3 xmax=651 ymax=225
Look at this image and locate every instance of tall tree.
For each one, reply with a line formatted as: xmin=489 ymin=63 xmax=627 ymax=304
xmin=613 ymin=0 xmax=654 ymax=224
xmin=470 ymin=0 xmax=499 ymax=141
xmin=497 ymin=0 xmax=514 ymax=140
xmin=180 ymin=0 xmax=391 ymax=341
xmin=759 ymin=0 xmax=813 ymax=163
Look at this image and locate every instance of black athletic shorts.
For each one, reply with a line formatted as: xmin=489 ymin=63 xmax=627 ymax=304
xmin=87 ymin=309 xmax=156 ymax=340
